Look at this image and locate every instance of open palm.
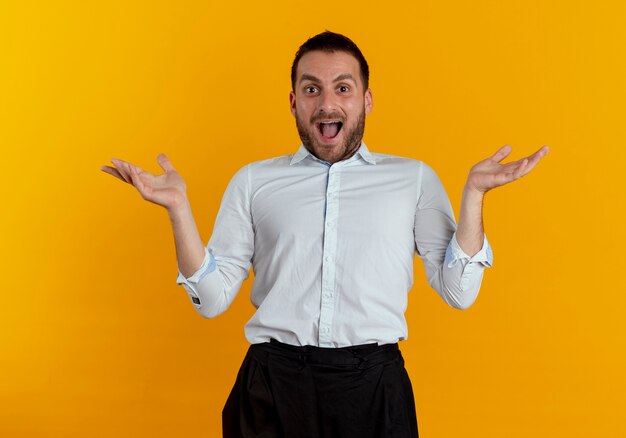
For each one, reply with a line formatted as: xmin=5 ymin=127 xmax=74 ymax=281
xmin=466 ymin=145 xmax=549 ymax=194
xmin=101 ymin=153 xmax=187 ymax=210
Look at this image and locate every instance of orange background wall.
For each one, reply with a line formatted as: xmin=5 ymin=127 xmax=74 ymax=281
xmin=1 ymin=1 xmax=625 ymax=437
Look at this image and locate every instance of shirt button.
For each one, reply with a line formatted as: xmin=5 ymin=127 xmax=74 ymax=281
xmin=324 ymin=255 xmax=332 ymax=262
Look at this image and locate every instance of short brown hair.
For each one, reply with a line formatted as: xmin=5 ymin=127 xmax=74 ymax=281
xmin=291 ymin=31 xmax=370 ymax=92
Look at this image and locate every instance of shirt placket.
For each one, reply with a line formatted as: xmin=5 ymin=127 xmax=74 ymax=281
xmin=319 ymin=163 xmax=341 ymax=347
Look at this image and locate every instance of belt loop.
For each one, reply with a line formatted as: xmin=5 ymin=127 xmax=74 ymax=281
xmin=298 ymin=353 xmax=307 ymax=370
xmin=351 ymin=351 xmax=368 ymax=369
xmin=357 ymin=356 xmax=368 ymax=369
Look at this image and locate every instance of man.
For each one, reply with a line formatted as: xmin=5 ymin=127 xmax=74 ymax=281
xmin=101 ymin=31 xmax=548 ymax=437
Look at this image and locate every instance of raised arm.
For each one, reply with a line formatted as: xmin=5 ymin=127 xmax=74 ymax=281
xmin=100 ymin=154 xmax=205 ymax=279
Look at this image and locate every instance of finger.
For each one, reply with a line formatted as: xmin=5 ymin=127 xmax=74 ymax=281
xmin=500 ymin=158 xmax=527 ymax=171
xmin=110 ymin=158 xmax=133 ymax=183
xmin=120 ymin=160 xmax=143 ymax=186
xmin=157 ymin=153 xmax=176 ymax=172
xmin=518 ymin=145 xmax=549 ymax=177
xmin=490 ymin=145 xmax=513 ymax=163
xmin=493 ymin=171 xmax=517 ymax=187
xmin=523 ymin=145 xmax=548 ymax=163
xmin=100 ymin=165 xmax=127 ymax=182
xmin=124 ymin=161 xmax=144 ymax=188
xmin=537 ymin=145 xmax=550 ymax=156
xmin=533 ymin=145 xmax=550 ymax=161
xmin=512 ymin=158 xmax=529 ymax=179
xmin=128 ymin=164 xmax=146 ymax=198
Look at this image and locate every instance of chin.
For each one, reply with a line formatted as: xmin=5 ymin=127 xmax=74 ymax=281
xmin=296 ymin=112 xmax=365 ymax=163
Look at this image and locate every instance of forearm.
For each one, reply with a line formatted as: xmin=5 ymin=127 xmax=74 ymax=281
xmin=168 ymin=199 xmax=206 ymax=278
xmin=456 ymin=185 xmax=485 ymax=257
xmin=433 ymin=186 xmax=489 ymax=309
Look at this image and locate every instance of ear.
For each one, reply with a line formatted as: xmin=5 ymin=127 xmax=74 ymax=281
xmin=289 ymin=91 xmax=296 ymax=117
xmin=364 ymin=88 xmax=373 ymax=115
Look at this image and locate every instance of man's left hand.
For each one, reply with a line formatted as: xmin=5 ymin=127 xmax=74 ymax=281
xmin=465 ymin=145 xmax=549 ymax=194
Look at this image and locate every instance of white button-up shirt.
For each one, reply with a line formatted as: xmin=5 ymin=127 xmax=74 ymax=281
xmin=176 ymin=143 xmax=493 ymax=347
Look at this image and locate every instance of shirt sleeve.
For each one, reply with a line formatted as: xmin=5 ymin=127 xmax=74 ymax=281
xmin=414 ymin=162 xmax=493 ymax=310
xmin=175 ymin=164 xmax=254 ymax=318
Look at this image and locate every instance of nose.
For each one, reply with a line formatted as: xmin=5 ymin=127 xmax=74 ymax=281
xmin=317 ymin=89 xmax=338 ymax=114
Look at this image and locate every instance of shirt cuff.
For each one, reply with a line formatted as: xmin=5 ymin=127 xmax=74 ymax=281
xmin=175 ymin=246 xmax=217 ymax=286
xmin=444 ymin=232 xmax=493 ymax=268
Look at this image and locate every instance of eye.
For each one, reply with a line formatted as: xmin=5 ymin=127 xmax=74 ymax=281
xmin=305 ymin=86 xmax=318 ymax=94
xmin=338 ymin=85 xmax=350 ymax=93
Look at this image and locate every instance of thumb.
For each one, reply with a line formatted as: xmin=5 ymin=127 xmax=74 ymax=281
xmin=157 ymin=153 xmax=176 ymax=172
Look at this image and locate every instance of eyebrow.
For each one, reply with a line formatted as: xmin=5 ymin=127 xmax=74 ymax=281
xmin=299 ymin=73 xmax=357 ymax=85
xmin=333 ymin=73 xmax=356 ymax=84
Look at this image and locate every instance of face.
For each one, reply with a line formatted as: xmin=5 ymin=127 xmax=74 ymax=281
xmin=290 ymin=50 xmax=373 ymax=164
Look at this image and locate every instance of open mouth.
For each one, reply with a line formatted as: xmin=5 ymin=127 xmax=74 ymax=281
xmin=316 ymin=121 xmax=343 ymax=140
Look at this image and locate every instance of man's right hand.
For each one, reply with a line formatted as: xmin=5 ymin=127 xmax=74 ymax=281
xmin=100 ymin=153 xmax=188 ymax=211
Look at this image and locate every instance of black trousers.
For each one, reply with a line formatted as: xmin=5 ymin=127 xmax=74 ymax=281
xmin=222 ymin=339 xmax=419 ymax=438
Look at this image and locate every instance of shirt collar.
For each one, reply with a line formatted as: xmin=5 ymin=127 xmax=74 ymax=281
xmin=289 ymin=142 xmax=377 ymax=166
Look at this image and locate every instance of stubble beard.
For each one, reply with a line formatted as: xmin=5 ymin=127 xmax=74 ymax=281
xmin=295 ymin=109 xmax=366 ymax=164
